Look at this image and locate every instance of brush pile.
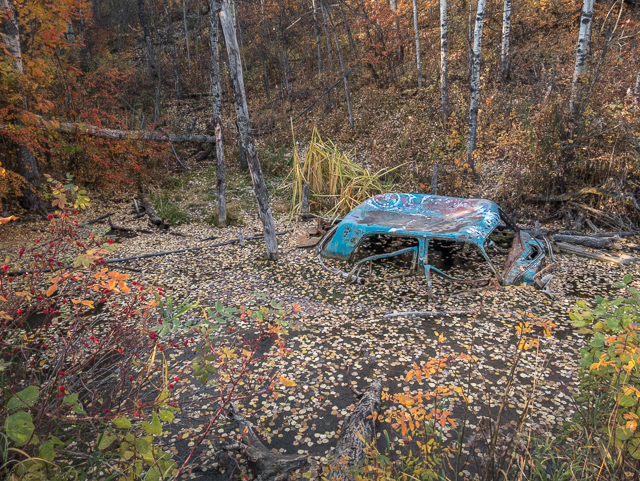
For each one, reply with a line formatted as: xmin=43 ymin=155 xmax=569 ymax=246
xmin=290 ymin=128 xmax=401 ymax=217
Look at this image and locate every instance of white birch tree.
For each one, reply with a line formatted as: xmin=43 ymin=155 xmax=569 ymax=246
xmin=440 ymin=0 xmax=448 ymax=122
xmin=569 ymin=0 xmax=595 ymax=115
xmin=412 ymin=0 xmax=422 ymax=88
xmin=466 ymin=0 xmax=486 ymax=172
xmin=501 ymin=0 xmax=512 ymax=78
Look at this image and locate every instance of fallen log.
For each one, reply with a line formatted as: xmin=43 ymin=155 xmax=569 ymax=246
xmin=329 ymin=378 xmax=382 ymax=480
xmin=1 ymin=117 xmax=217 ymax=143
xmin=555 ymin=242 xmax=637 ymax=266
xmin=552 ymin=234 xmax=616 ymax=249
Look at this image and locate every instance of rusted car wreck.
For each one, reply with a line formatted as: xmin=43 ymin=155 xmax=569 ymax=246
xmin=316 ymin=193 xmax=549 ymax=289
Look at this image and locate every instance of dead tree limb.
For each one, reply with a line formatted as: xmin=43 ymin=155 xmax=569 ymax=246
xmin=383 ymin=310 xmax=471 ymax=319
xmin=555 ymin=242 xmax=637 ymax=266
xmin=1 ymin=117 xmax=217 ymax=143
xmin=79 ymin=212 xmax=114 ymax=227
xmin=142 ymin=202 xmax=169 ymax=230
xmin=226 ymin=403 xmax=308 ymax=481
xmin=329 ymin=378 xmax=382 ymax=480
xmin=104 ymin=231 xmax=289 ymax=264
xmin=552 ymin=234 xmax=616 ymax=249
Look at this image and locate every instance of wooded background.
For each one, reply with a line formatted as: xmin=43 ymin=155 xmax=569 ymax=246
xmin=2 ymin=0 xmax=640 ymax=219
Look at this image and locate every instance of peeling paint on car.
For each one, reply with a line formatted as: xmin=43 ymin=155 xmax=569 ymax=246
xmin=316 ymin=193 xmax=546 ymax=287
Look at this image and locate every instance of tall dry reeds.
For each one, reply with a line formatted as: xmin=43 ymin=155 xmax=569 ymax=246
xmin=290 ymin=128 xmax=402 ymax=217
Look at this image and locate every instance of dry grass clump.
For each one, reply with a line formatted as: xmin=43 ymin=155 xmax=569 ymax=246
xmin=290 ymin=128 xmax=403 ymax=217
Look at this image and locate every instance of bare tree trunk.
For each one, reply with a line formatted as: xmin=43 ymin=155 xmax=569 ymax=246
xmin=260 ymin=0 xmax=270 ymax=48
xmin=412 ymin=0 xmax=422 ymax=88
xmin=390 ymin=0 xmax=401 ymax=62
xmin=440 ymin=0 xmax=448 ymax=122
xmin=569 ymin=0 xmax=595 ymax=116
xmin=1 ymin=0 xmax=47 ymax=215
xmin=182 ymin=0 xmax=191 ymax=71
xmin=338 ymin=0 xmax=356 ymax=56
xmin=501 ymin=0 xmax=512 ymax=78
xmin=136 ymin=0 xmax=156 ymax=77
xmin=312 ymin=0 xmax=323 ymax=77
xmin=210 ymin=1 xmax=226 ymax=226
xmin=467 ymin=0 xmax=486 ymax=172
xmin=215 ymin=0 xmax=278 ymax=260
xmin=161 ymin=0 xmax=183 ymax=98
xmin=323 ymin=0 xmax=354 ymax=128
xmin=320 ymin=1 xmax=335 ymax=106
xmin=634 ymin=70 xmax=640 ymax=102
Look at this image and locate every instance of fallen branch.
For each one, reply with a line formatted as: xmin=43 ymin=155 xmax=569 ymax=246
xmin=555 ymin=242 xmax=637 ymax=266
xmin=104 ymin=231 xmax=289 ymax=264
xmin=1 ymin=116 xmax=217 ymax=143
xmin=383 ymin=310 xmax=472 ymax=319
xmin=141 ymin=202 xmax=169 ymax=230
xmin=80 ymin=212 xmax=114 ymax=227
xmin=226 ymin=403 xmax=308 ymax=481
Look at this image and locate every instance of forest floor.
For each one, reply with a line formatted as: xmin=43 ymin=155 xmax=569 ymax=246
xmin=1 ymin=159 xmax=638 ymax=480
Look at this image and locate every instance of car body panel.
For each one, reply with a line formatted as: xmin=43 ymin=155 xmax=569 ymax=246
xmin=318 ymin=193 xmax=546 ymax=286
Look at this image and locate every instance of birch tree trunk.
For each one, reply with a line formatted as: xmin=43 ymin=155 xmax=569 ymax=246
xmin=440 ymin=0 xmax=448 ymax=122
xmin=161 ymin=0 xmax=183 ymax=98
xmin=210 ymin=1 xmax=226 ymax=226
xmin=467 ymin=0 xmax=474 ymax=79
xmin=501 ymin=0 xmax=512 ymax=78
xmin=215 ymin=0 xmax=278 ymax=260
xmin=569 ymin=0 xmax=595 ymax=116
xmin=634 ymin=70 xmax=640 ymax=103
xmin=136 ymin=0 xmax=156 ymax=77
xmin=412 ymin=0 xmax=422 ymax=88
xmin=466 ymin=0 xmax=486 ymax=172
xmin=323 ymin=0 xmax=354 ymax=128
xmin=0 ymin=0 xmax=47 ymax=215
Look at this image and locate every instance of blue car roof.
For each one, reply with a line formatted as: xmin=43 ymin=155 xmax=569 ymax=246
xmin=321 ymin=193 xmax=502 ymax=260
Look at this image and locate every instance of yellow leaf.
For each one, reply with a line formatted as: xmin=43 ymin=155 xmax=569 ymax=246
xmin=119 ymin=282 xmax=130 ymax=294
xmin=0 ymin=215 xmax=17 ymax=225
xmin=46 ymin=284 xmax=57 ymax=297
xmin=405 ymin=370 xmax=414 ymax=382
xmin=81 ymin=300 xmax=94 ymax=309
xmin=0 ymin=295 xmax=7 ymax=302
xmin=415 ymin=369 xmax=422 ymax=383
xmin=279 ymin=376 xmax=295 ymax=387
xmin=242 ymin=350 xmax=252 ymax=358
xmin=72 ymin=299 xmax=81 ymax=304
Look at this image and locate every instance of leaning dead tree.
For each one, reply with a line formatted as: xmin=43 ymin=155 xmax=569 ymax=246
xmin=467 ymin=0 xmax=486 ymax=172
xmin=214 ymin=0 xmax=279 ymax=260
